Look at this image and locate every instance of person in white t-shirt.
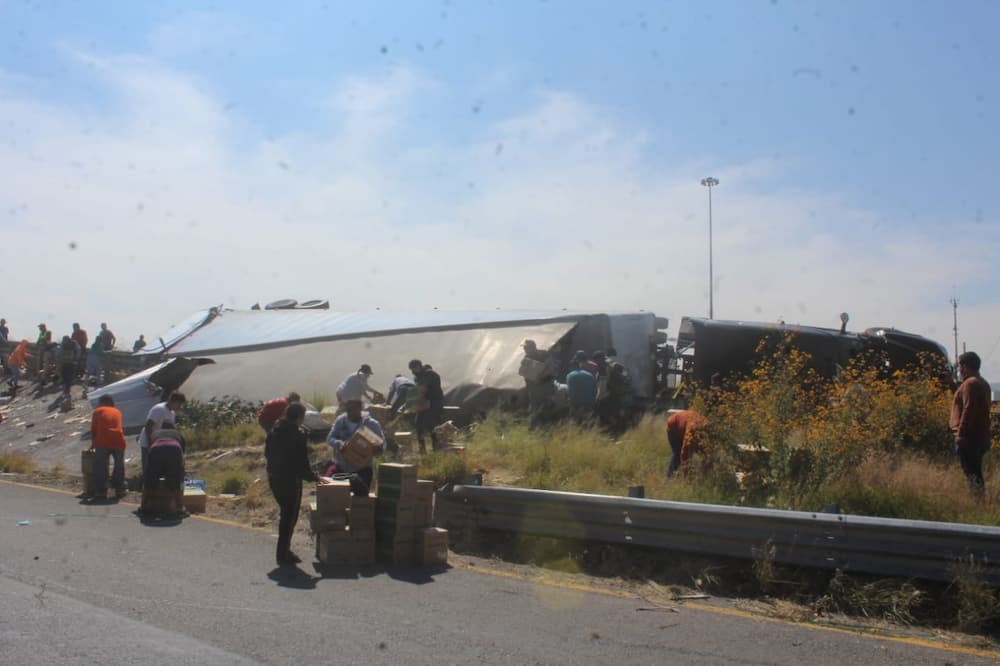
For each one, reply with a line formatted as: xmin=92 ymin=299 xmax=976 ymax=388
xmin=335 ymin=364 xmax=377 ymax=406
xmin=138 ymin=392 xmax=186 ymax=485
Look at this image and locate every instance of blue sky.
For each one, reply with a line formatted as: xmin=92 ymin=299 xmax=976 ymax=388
xmin=1 ymin=1 xmax=999 ymax=371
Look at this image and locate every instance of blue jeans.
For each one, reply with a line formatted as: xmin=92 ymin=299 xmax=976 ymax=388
xmin=92 ymin=448 xmax=125 ymax=496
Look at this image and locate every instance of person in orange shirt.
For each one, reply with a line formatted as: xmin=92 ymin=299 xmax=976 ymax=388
xmin=90 ymin=394 xmax=127 ymax=501
xmin=6 ymin=339 xmax=32 ymax=398
xmin=665 ymin=409 xmax=708 ymax=478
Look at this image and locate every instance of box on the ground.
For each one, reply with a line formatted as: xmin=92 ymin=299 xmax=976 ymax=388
xmin=182 ymin=487 xmax=207 ymax=513
xmin=416 ymin=527 xmax=449 ymax=566
xmin=316 ymin=480 xmax=352 ymax=514
xmin=340 ymin=426 xmax=382 ymax=469
xmin=308 ymin=501 xmax=347 ymax=532
xmin=81 ymin=449 xmax=95 ymax=497
xmin=316 ymin=528 xmax=351 ymax=565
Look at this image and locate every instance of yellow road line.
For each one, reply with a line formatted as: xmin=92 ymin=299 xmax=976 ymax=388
xmin=4 ymin=478 xmax=996 ymax=659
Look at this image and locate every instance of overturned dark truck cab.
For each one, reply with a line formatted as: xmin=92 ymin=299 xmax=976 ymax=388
xmin=674 ymin=316 xmax=950 ymax=388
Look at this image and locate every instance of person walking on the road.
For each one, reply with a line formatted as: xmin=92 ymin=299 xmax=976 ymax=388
xmin=138 ymin=392 xmax=187 ymax=485
xmin=950 ymin=351 xmax=992 ymax=498
xmin=409 ymin=359 xmax=444 ymax=453
xmin=258 ymin=391 xmax=301 ymax=433
xmin=89 ymin=394 xmax=127 ymax=500
xmin=265 ymin=402 xmax=320 ymax=566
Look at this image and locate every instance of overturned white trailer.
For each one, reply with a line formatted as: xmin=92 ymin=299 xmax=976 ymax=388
xmin=92 ymin=307 xmax=667 ymax=431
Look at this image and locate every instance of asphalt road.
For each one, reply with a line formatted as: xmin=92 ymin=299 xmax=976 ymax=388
xmin=0 ymin=480 xmax=994 ymax=665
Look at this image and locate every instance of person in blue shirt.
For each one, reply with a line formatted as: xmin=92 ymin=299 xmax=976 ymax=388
xmin=327 ymin=399 xmax=384 ymax=495
xmin=565 ymin=360 xmax=597 ymax=423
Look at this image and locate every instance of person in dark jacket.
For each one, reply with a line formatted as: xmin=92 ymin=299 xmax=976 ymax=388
xmin=409 ymin=359 xmax=444 ymax=453
xmin=265 ymin=402 xmax=320 ymax=565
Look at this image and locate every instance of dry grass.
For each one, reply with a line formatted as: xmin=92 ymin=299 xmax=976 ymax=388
xmin=0 ymin=451 xmax=33 ymax=473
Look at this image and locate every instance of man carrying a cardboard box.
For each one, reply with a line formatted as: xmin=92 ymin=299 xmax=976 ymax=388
xmin=327 ymin=399 xmax=385 ymax=495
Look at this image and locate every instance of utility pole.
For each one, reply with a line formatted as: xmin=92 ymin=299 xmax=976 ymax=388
xmin=950 ymin=292 xmax=959 ymax=367
xmin=700 ymin=177 xmax=719 ymax=319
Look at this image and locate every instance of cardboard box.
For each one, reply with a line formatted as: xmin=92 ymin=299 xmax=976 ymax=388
xmin=378 ymin=539 xmax=415 ymax=565
xmin=375 ymin=499 xmax=416 ymax=527
xmin=393 ymin=431 xmax=415 ymax=449
xmin=414 ymin=501 xmax=433 ymax=528
xmin=340 ymin=426 xmax=382 ymax=469
xmin=316 ymin=480 xmax=352 ymax=514
xmin=416 ymin=527 xmax=449 ymax=566
xmin=309 ymin=501 xmax=348 ymax=532
xmin=376 ymin=480 xmax=417 ymax=502
xmin=367 ymin=404 xmax=393 ymax=424
xmin=182 ymin=487 xmax=207 ymax=513
xmin=317 ymin=529 xmax=351 ymax=565
xmin=352 ymin=538 xmax=376 ymax=566
xmin=377 ymin=463 xmax=417 ymax=487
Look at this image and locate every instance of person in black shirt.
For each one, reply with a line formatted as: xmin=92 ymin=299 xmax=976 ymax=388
xmin=265 ymin=402 xmax=320 ymax=565
xmin=409 ymin=359 xmax=444 ymax=453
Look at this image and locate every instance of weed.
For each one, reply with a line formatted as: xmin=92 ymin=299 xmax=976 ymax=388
xmin=0 ymin=451 xmax=33 ymax=473
xmin=816 ymin=570 xmax=924 ymax=624
xmin=946 ymin=562 xmax=1000 ymax=633
xmin=417 ymin=452 xmax=468 ymax=487
xmin=220 ymin=473 xmax=250 ymax=495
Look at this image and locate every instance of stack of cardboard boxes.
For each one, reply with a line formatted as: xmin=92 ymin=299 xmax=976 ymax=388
xmin=311 ymin=479 xmax=376 ymax=567
xmin=375 ymin=463 xmax=448 ymax=566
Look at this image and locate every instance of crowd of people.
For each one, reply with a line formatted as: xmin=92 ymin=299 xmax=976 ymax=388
xmin=1 ymin=319 xmax=148 ymax=399
xmin=518 ymin=339 xmax=637 ymax=432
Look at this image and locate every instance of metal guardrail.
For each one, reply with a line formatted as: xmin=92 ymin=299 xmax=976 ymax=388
xmin=435 ymin=485 xmax=1000 ymax=585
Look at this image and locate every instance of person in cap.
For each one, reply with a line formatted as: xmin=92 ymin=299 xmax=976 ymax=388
xmin=336 ymin=364 xmax=378 ymax=407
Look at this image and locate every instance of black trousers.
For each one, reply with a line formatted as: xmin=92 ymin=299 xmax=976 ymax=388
xmin=958 ymin=444 xmax=987 ymax=496
xmin=269 ymin=475 xmax=302 ymax=560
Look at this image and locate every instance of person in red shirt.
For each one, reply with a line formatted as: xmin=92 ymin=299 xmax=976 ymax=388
xmin=258 ymin=391 xmax=301 ymax=433
xmin=89 ymin=394 xmax=127 ymax=500
xmin=665 ymin=409 xmax=708 ymax=478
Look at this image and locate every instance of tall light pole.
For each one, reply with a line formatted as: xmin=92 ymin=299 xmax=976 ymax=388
xmin=700 ymin=177 xmax=719 ymax=319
